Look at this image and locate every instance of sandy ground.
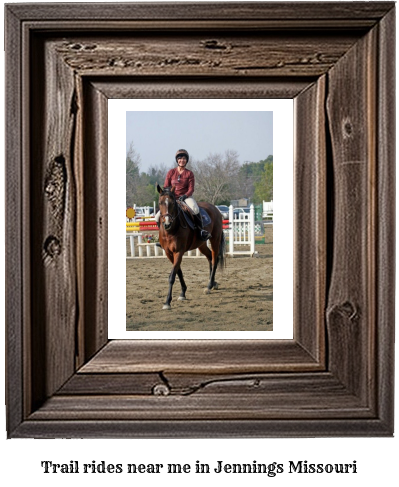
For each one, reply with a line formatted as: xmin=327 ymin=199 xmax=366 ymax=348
xmin=126 ymin=226 xmax=273 ymax=331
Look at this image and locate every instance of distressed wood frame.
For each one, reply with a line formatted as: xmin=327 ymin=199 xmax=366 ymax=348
xmin=5 ymin=2 xmax=395 ymax=438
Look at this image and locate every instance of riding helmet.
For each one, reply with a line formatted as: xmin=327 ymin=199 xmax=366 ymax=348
xmin=175 ymin=149 xmax=189 ymax=163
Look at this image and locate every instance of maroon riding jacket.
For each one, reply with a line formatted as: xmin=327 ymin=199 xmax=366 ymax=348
xmin=164 ymin=168 xmax=195 ymax=198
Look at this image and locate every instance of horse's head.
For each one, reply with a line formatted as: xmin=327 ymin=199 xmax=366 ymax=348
xmin=157 ymin=184 xmax=177 ymax=231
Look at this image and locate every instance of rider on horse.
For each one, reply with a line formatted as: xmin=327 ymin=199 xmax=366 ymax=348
xmin=155 ymin=149 xmax=211 ymax=241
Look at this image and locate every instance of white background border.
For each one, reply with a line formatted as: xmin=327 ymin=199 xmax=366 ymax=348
xmin=108 ymin=99 xmax=293 ymax=339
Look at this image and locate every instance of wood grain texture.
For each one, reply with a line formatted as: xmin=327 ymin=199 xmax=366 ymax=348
xmin=79 ymin=340 xmax=321 ymax=374
xmin=92 ymin=78 xmax=312 ymax=100
xmin=376 ymin=6 xmax=396 ymax=431
xmin=13 ymin=418 xmax=390 ymax=439
xmin=30 ymin=391 xmax=371 ymax=421
xmin=53 ymin=33 xmax=360 ymax=78
xmin=5 ymin=5 xmax=24 ymax=437
xmin=7 ymin=2 xmax=394 ymax=22
xmin=325 ymin=26 xmax=377 ymax=404
xmin=59 ymin=371 xmax=363 ymax=399
xmin=294 ymin=76 xmax=326 ymax=363
xmin=5 ymin=2 xmax=395 ymax=438
xmin=30 ymin=37 xmax=78 ymax=408
xmin=81 ymin=81 xmax=109 ymax=362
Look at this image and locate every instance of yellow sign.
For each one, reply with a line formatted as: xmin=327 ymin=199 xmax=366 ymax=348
xmin=126 ymin=207 xmax=136 ymax=219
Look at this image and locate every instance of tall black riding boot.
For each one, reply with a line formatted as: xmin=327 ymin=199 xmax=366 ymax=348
xmin=195 ymin=213 xmax=211 ymax=241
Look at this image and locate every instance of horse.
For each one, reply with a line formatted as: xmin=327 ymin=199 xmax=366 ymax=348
xmin=156 ymin=184 xmax=226 ymax=310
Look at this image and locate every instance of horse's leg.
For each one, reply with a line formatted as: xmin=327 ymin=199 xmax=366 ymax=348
xmin=177 ymin=268 xmax=187 ymax=301
xmin=207 ymin=245 xmax=220 ymax=293
xmin=198 ymin=242 xmax=212 ymax=277
xmin=163 ymin=252 xmax=184 ymax=310
xmin=163 ymin=267 xmax=176 ymax=310
xmin=199 ymin=240 xmax=220 ymax=293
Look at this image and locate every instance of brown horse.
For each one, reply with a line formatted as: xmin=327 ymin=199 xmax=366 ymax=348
xmin=157 ymin=184 xmax=226 ymax=310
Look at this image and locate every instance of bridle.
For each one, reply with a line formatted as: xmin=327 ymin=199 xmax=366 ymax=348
xmin=161 ymin=211 xmax=177 ymax=225
xmin=159 ymin=191 xmax=181 ymax=230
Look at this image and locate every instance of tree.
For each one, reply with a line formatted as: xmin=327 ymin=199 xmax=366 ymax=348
xmin=254 ymin=157 xmax=273 ymax=203
xmin=237 ymin=155 xmax=273 ymax=203
xmin=191 ymin=150 xmax=241 ymax=205
xmin=126 ymin=144 xmax=273 ymax=207
xmin=126 ymin=143 xmax=172 ymax=207
xmin=139 ymin=163 xmax=172 ymax=206
xmin=126 ymin=142 xmax=141 ymax=207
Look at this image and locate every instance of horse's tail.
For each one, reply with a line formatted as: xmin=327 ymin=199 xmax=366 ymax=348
xmin=218 ymin=231 xmax=227 ymax=270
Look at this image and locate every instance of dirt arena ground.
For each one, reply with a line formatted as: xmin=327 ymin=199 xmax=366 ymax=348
xmin=126 ymin=225 xmax=273 ymax=331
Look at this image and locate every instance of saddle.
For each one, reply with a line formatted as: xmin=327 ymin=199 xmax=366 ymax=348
xmin=177 ymin=201 xmax=211 ymax=230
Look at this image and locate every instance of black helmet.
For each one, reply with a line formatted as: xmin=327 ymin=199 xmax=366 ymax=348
xmin=175 ymin=149 xmax=189 ymax=163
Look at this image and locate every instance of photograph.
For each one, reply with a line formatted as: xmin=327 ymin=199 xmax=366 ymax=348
xmin=125 ymin=111 xmax=273 ymax=331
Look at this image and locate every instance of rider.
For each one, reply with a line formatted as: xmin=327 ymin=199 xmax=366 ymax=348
xmin=155 ymin=149 xmax=211 ymax=241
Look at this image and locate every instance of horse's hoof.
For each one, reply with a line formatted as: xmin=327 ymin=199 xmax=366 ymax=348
xmin=178 ymin=296 xmax=186 ymax=301
xmin=162 ymin=304 xmax=171 ymax=310
xmin=203 ymin=288 xmax=210 ymax=295
xmin=213 ymin=282 xmax=219 ymax=290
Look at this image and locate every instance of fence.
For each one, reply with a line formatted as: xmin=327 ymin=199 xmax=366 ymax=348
xmin=126 ymin=233 xmax=205 ymax=259
xmin=226 ymin=205 xmax=256 ymax=257
xmin=126 ymin=205 xmax=260 ymax=258
xmin=262 ymin=200 xmax=273 ymax=220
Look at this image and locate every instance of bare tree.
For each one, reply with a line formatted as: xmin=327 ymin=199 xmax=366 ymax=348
xmin=236 ymin=167 xmax=259 ymax=202
xmin=147 ymin=163 xmax=170 ymax=187
xmin=126 ymin=141 xmax=141 ymax=207
xmin=191 ymin=150 xmax=241 ymax=204
xmin=126 ymin=145 xmax=175 ymax=207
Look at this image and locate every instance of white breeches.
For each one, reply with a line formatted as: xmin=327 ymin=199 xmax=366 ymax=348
xmin=155 ymin=197 xmax=199 ymax=222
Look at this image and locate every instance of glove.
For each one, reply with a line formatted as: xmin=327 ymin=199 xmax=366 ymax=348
xmin=179 ymin=195 xmax=188 ymax=202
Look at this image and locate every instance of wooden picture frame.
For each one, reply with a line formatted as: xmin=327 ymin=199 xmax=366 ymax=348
xmin=5 ymin=2 xmax=395 ymax=438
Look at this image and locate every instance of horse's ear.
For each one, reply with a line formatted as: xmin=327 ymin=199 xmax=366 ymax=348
xmin=171 ymin=186 xmax=175 ymax=194
xmin=156 ymin=183 xmax=162 ymax=194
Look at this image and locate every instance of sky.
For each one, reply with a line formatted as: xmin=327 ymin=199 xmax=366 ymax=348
xmin=126 ymin=111 xmax=273 ymax=173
